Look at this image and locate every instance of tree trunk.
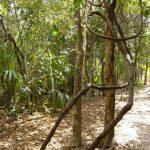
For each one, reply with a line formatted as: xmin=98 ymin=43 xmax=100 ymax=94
xmin=103 ymin=24 xmax=115 ymax=148
xmin=89 ymin=48 xmax=95 ymax=97
xmin=134 ymin=38 xmax=138 ymax=83
xmin=72 ymin=5 xmax=84 ymax=147
xmin=144 ymin=56 xmax=148 ymax=85
xmin=100 ymin=55 xmax=105 ymax=96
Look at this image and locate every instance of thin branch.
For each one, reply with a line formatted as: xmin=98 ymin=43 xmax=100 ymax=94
xmin=110 ymin=4 xmax=132 ymax=57
xmin=12 ymin=0 xmax=23 ymax=45
xmin=87 ymin=1 xmax=141 ymax=148
xmin=90 ymin=82 xmax=129 ymax=90
xmin=88 ymin=27 xmax=135 ymax=150
xmin=87 ymin=2 xmax=143 ymax=149
xmin=88 ymin=42 xmax=135 ymax=148
xmin=88 ymin=11 xmax=107 ymax=22
xmin=40 ymin=83 xmax=128 ymax=150
xmin=0 ymin=17 xmax=24 ymax=59
xmin=0 ymin=16 xmax=25 ymax=76
xmin=87 ymin=79 xmax=134 ymax=149
xmin=88 ymin=0 xmax=95 ymax=13
xmin=86 ymin=0 xmax=103 ymax=7
xmin=86 ymin=0 xmax=143 ymax=41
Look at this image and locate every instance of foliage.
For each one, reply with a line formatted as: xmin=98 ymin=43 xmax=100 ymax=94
xmin=0 ymin=0 xmax=150 ymax=114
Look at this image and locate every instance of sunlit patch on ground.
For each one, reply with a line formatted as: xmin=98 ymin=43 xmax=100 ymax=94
xmin=115 ymin=86 xmax=150 ymax=150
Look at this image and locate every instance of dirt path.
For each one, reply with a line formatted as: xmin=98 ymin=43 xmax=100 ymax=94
xmin=0 ymin=86 xmax=150 ymax=150
xmin=115 ymin=86 xmax=150 ymax=150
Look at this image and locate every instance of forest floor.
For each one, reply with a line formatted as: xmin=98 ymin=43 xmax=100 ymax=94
xmin=0 ymin=86 xmax=150 ymax=150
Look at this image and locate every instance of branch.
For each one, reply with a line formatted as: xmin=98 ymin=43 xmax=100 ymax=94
xmin=88 ymin=0 xmax=95 ymax=13
xmin=90 ymin=82 xmax=129 ymax=90
xmin=88 ymin=53 xmax=134 ymax=149
xmin=7 ymin=33 xmax=24 ymax=59
xmin=87 ymin=2 xmax=138 ymax=148
xmin=110 ymin=4 xmax=132 ymax=57
xmin=0 ymin=16 xmax=25 ymax=76
xmin=88 ymin=37 xmax=135 ymax=150
xmin=40 ymin=83 xmax=128 ymax=150
xmin=86 ymin=0 xmax=103 ymax=7
xmin=86 ymin=0 xmax=143 ymax=41
xmin=88 ymin=11 xmax=107 ymax=22
xmin=0 ymin=17 xmax=24 ymax=59
xmin=88 ymin=79 xmax=134 ymax=149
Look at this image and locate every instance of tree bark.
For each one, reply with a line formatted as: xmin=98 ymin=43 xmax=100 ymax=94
xmin=100 ymin=54 xmax=105 ymax=96
xmin=102 ymin=22 xmax=115 ymax=149
xmin=72 ymin=5 xmax=84 ymax=147
xmin=144 ymin=56 xmax=148 ymax=85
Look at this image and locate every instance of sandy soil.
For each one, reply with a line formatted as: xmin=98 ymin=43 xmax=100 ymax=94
xmin=115 ymin=86 xmax=150 ymax=150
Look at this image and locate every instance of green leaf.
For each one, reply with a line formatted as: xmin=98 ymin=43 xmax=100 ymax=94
xmin=56 ymin=91 xmax=65 ymax=108
xmin=12 ymin=70 xmax=17 ymax=80
xmin=74 ymin=0 xmax=83 ymax=9
xmin=4 ymin=70 xmax=9 ymax=80
xmin=0 ymin=4 xmax=7 ymax=15
xmin=143 ymin=8 xmax=150 ymax=17
xmin=65 ymin=95 xmax=71 ymax=103
xmin=8 ymin=71 xmax=12 ymax=82
xmin=52 ymin=24 xmax=59 ymax=36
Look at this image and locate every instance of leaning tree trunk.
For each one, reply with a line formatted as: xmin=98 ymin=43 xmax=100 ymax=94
xmin=72 ymin=3 xmax=84 ymax=147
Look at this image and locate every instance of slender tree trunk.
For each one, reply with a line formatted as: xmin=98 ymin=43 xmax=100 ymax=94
xmin=72 ymin=4 xmax=84 ymax=147
xmin=47 ymin=48 xmax=55 ymax=110
xmin=134 ymin=40 xmax=138 ymax=83
xmin=90 ymin=48 xmax=95 ymax=97
xmin=83 ymin=17 xmax=87 ymax=96
xmin=103 ymin=24 xmax=115 ymax=148
xmin=144 ymin=57 xmax=148 ymax=85
xmin=100 ymin=2 xmax=116 ymax=147
xmin=101 ymin=56 xmax=105 ymax=96
xmin=116 ymin=65 xmax=119 ymax=83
